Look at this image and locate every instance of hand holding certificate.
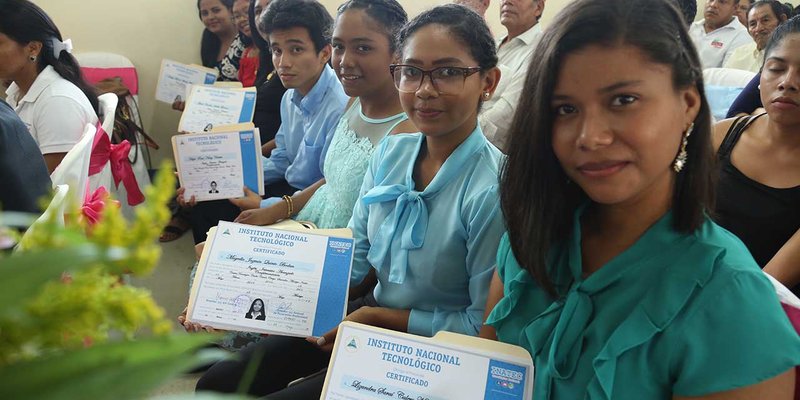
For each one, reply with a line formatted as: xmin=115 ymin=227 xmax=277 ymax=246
xmin=155 ymin=60 xmax=218 ymax=104
xmin=178 ymin=85 xmax=257 ymax=134
xmin=172 ymin=127 xmax=263 ymax=202
xmin=321 ymin=322 xmax=534 ymax=400
xmin=186 ymin=221 xmax=354 ymax=338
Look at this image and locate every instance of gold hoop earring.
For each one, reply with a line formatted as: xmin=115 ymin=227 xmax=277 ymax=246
xmin=673 ymin=122 xmax=694 ymax=173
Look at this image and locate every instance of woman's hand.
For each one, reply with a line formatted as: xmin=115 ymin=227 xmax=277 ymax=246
xmin=176 ymin=187 xmax=197 ymax=208
xmin=177 ymin=307 xmax=221 ymax=333
xmin=235 ymin=202 xmax=287 ymax=226
xmin=308 ymin=307 xmax=410 ymax=352
xmin=229 ymin=187 xmax=262 ymax=210
xmin=172 ymin=100 xmax=186 ymax=111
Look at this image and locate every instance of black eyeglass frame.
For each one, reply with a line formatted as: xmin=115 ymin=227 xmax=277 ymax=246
xmin=389 ymin=64 xmax=482 ymax=94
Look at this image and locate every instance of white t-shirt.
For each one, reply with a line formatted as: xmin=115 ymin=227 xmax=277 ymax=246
xmin=723 ymin=42 xmax=763 ymax=73
xmin=688 ymin=18 xmax=753 ymax=69
xmin=5 ymin=65 xmax=98 ymax=155
xmin=481 ymin=24 xmax=543 ymax=151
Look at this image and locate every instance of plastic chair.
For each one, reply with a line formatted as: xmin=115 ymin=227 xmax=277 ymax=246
xmin=88 ymin=94 xmax=118 ymax=195
xmin=703 ymin=68 xmax=758 ymax=121
xmin=15 ymin=184 xmax=71 ymax=252
xmin=77 ymin=52 xmax=151 ymax=217
xmin=50 ymin=124 xmax=96 ymax=209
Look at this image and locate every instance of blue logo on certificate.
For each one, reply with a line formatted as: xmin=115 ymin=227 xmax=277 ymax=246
xmin=484 ymin=359 xmax=527 ymax=399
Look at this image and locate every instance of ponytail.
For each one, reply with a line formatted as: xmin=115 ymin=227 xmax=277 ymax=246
xmin=0 ymin=0 xmax=98 ymax=113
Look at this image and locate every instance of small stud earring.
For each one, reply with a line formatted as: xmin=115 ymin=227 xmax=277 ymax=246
xmin=483 ymin=92 xmax=490 ymax=99
xmin=673 ymin=122 xmax=694 ymax=173
xmin=29 ymin=55 xmax=36 ymax=62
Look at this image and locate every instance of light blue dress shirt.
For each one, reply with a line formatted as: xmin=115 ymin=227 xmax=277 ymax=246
xmin=261 ymin=64 xmax=347 ymax=207
xmin=348 ymin=126 xmax=506 ymax=337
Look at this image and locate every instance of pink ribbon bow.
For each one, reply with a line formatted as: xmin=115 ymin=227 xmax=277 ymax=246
xmin=81 ymin=186 xmax=119 ymax=226
xmin=89 ymin=125 xmax=145 ymax=205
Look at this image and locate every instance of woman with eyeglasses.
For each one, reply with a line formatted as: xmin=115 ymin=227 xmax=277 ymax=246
xmin=194 ymin=4 xmax=506 ymax=398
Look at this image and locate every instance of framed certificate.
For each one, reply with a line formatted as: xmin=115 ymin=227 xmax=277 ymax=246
xmin=172 ymin=127 xmax=263 ymax=202
xmin=187 ymin=221 xmax=354 ymax=338
xmin=155 ymin=59 xmax=218 ymax=104
xmin=178 ymin=85 xmax=257 ymax=134
xmin=322 ymin=322 xmax=534 ymax=400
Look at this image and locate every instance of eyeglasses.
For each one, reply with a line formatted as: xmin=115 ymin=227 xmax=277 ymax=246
xmin=389 ymin=64 xmax=482 ymax=95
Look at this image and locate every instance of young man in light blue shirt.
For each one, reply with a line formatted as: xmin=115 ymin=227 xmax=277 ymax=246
xmin=232 ymin=0 xmax=347 ymax=209
xmin=191 ymin=0 xmax=347 ymax=241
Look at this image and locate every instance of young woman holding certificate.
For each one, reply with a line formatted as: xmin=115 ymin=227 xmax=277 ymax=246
xmin=235 ymin=0 xmax=415 ymax=229
xmin=182 ymin=0 xmax=413 ymax=352
xmin=480 ymin=0 xmax=800 ymax=398
xmin=195 ymin=4 xmax=505 ymax=398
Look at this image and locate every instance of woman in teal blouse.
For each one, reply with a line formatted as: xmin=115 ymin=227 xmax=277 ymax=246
xmin=480 ymin=0 xmax=800 ymax=399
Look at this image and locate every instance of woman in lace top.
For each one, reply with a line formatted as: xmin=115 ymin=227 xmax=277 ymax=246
xmin=235 ymin=0 xmax=416 ymax=229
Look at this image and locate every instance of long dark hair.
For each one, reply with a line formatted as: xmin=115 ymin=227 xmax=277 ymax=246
xmin=0 ymin=0 xmax=98 ymax=113
xmin=249 ymin=0 xmax=274 ymax=86
xmin=199 ymin=0 xmax=235 ymax=68
xmin=500 ymin=0 xmax=713 ymax=297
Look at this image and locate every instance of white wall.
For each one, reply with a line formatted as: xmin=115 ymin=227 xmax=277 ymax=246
xmin=32 ymin=0 xmax=795 ymax=165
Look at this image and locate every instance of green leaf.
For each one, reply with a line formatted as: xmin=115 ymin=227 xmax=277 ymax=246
xmin=0 ymin=245 xmax=128 ymax=317
xmin=0 ymin=334 xmax=227 ymax=400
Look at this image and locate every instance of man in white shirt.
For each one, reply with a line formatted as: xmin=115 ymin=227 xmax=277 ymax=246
xmin=480 ymin=0 xmax=544 ymax=152
xmin=688 ymin=0 xmax=752 ymax=68
xmin=725 ymin=0 xmax=789 ymax=72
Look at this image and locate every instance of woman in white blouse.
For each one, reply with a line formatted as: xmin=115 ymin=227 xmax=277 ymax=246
xmin=0 ymin=0 xmax=98 ymax=173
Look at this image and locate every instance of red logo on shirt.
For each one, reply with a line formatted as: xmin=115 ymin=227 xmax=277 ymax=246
xmin=711 ymin=40 xmax=724 ymax=49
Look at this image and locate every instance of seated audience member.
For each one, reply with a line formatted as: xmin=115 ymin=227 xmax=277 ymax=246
xmin=182 ymin=0 xmax=347 ymax=243
xmin=725 ymin=0 xmax=789 ymax=72
xmin=480 ymin=0 xmax=545 ymax=151
xmin=738 ymin=0 xmax=753 ymax=25
xmin=195 ymin=4 xmax=505 ymax=397
xmin=249 ymin=0 xmax=286 ymax=151
xmin=199 ymin=0 xmax=242 ymax=81
xmin=236 ymin=0 xmax=414 ymax=229
xmin=233 ymin=0 xmax=259 ymax=86
xmin=481 ymin=0 xmax=800 ymax=398
xmin=453 ymin=0 xmax=491 ymax=18
xmin=714 ymin=15 xmax=800 ymax=294
xmin=0 ymin=99 xmax=51 ymax=213
xmin=0 ymin=0 xmax=99 ymax=173
xmin=689 ymin=0 xmax=752 ymax=68
xmin=180 ymin=0 xmax=414 ymax=351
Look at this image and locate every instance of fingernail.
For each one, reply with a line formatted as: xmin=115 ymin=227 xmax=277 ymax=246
xmin=316 ymin=337 xmax=326 ymax=346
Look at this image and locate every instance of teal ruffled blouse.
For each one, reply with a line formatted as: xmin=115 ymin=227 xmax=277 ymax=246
xmin=487 ymin=209 xmax=800 ymax=399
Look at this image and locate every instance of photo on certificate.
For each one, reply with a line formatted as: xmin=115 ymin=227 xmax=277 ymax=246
xmin=155 ymin=59 xmax=218 ymax=104
xmin=321 ymin=322 xmax=534 ymax=400
xmin=187 ymin=221 xmax=354 ymax=338
xmin=172 ymin=128 xmax=264 ymax=202
xmin=178 ymin=85 xmax=257 ymax=134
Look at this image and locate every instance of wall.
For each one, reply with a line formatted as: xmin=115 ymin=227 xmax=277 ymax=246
xmin=31 ymin=0 xmax=795 ymax=165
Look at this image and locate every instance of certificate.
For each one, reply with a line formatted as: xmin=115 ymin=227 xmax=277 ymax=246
xmin=172 ymin=128 xmax=264 ymax=202
xmin=155 ymin=59 xmax=218 ymax=104
xmin=178 ymin=85 xmax=257 ymax=134
xmin=322 ymin=322 xmax=534 ymax=400
xmin=187 ymin=221 xmax=354 ymax=337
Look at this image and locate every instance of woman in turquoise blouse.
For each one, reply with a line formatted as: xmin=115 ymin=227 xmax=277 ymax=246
xmin=480 ymin=0 xmax=800 ymax=399
xmin=194 ymin=4 xmax=505 ymax=398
